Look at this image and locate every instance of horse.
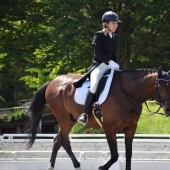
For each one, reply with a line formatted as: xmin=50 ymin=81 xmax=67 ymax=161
xmin=25 ymin=66 xmax=170 ymax=170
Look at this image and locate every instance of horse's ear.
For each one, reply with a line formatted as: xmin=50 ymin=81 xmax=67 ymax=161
xmin=168 ymin=70 xmax=170 ymax=76
xmin=158 ymin=65 xmax=162 ymax=77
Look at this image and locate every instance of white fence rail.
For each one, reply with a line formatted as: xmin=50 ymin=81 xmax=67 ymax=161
xmin=1 ymin=133 xmax=170 ymax=143
xmin=0 ymin=152 xmax=170 ymax=170
xmin=1 ymin=150 xmax=170 ymax=161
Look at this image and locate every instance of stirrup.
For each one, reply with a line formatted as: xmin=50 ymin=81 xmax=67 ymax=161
xmin=77 ymin=113 xmax=88 ymax=125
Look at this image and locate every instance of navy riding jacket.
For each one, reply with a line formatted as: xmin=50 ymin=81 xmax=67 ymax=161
xmin=91 ymin=29 xmax=118 ymax=66
xmin=73 ymin=29 xmax=118 ymax=88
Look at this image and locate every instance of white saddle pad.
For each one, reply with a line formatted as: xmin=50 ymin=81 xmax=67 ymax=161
xmin=74 ymin=68 xmax=114 ymax=105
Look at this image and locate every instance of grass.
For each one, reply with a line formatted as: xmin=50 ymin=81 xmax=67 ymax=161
xmin=136 ymin=102 xmax=170 ymax=134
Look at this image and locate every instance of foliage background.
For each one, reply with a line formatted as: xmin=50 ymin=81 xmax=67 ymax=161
xmin=0 ymin=0 xmax=170 ymax=107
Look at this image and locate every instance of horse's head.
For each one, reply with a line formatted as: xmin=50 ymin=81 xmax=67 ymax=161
xmin=154 ymin=66 xmax=170 ymax=116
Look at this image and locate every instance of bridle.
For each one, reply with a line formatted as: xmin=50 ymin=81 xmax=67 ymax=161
xmin=154 ymin=78 xmax=170 ymax=107
xmin=145 ymin=78 xmax=170 ymax=115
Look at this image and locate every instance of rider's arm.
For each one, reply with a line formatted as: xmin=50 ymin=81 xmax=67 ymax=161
xmin=92 ymin=32 xmax=110 ymax=64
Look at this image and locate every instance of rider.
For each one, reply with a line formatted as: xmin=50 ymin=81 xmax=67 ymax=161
xmin=77 ymin=11 xmax=121 ymax=125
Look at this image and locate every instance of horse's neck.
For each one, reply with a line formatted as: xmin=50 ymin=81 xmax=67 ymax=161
xmin=117 ymin=71 xmax=157 ymax=103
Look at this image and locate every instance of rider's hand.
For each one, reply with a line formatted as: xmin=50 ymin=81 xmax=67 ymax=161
xmin=108 ymin=60 xmax=120 ymax=70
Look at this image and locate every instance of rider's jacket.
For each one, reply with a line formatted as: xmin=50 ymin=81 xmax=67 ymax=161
xmin=91 ymin=28 xmax=118 ymax=65
xmin=73 ymin=29 xmax=119 ymax=88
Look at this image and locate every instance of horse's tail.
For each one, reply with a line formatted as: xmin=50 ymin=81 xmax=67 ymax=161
xmin=25 ymin=81 xmax=50 ymax=149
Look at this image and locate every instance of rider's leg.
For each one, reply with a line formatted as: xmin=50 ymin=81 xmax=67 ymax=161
xmin=78 ymin=63 xmax=109 ymax=125
xmin=77 ymin=90 xmax=95 ymax=125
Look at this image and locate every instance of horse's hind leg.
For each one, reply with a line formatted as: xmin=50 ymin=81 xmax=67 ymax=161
xmin=46 ymin=120 xmax=81 ymax=170
xmin=46 ymin=132 xmax=62 ymax=170
xmin=61 ymin=130 xmax=81 ymax=170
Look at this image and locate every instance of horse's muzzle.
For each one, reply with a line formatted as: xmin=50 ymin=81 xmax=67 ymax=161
xmin=163 ymin=105 xmax=170 ymax=116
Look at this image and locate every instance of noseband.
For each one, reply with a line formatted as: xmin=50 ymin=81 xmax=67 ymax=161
xmin=155 ymin=78 xmax=170 ymax=106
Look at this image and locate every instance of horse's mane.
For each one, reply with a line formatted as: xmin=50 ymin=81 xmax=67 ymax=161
xmin=121 ymin=68 xmax=157 ymax=74
xmin=122 ymin=68 xmax=156 ymax=73
xmin=120 ymin=68 xmax=170 ymax=78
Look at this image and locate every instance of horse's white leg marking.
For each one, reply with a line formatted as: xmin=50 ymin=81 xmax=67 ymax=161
xmin=46 ymin=164 xmax=54 ymax=170
xmin=46 ymin=167 xmax=54 ymax=170
xmin=46 ymin=163 xmax=81 ymax=170
xmin=75 ymin=168 xmax=81 ymax=170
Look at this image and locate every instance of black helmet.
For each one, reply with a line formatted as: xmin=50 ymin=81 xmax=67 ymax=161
xmin=102 ymin=11 xmax=121 ymax=23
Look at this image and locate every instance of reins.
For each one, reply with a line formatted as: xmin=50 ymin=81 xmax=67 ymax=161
xmin=115 ymin=71 xmax=164 ymax=115
xmin=144 ymin=101 xmax=163 ymax=115
xmin=115 ymin=71 xmax=143 ymax=114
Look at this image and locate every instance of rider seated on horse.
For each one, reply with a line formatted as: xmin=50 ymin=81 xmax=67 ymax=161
xmin=77 ymin=11 xmax=121 ymax=125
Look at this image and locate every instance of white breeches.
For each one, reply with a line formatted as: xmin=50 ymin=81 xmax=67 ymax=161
xmin=90 ymin=63 xmax=112 ymax=93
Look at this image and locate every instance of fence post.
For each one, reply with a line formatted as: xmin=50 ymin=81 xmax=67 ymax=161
xmin=12 ymin=152 xmax=17 ymax=161
xmin=37 ymin=119 xmax=42 ymax=133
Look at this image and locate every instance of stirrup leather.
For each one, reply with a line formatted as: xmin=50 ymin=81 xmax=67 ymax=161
xmin=93 ymin=104 xmax=103 ymax=128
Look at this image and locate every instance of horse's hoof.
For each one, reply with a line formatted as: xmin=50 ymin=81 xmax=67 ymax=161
xmin=75 ymin=167 xmax=81 ymax=170
xmin=46 ymin=165 xmax=54 ymax=170
xmin=46 ymin=167 xmax=54 ymax=170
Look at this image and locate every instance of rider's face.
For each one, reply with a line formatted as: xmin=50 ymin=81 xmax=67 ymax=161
xmin=106 ymin=21 xmax=118 ymax=33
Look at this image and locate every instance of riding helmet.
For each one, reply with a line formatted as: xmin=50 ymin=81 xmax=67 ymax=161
xmin=102 ymin=11 xmax=121 ymax=23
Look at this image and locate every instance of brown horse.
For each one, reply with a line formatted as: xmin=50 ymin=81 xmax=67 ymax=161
xmin=26 ymin=66 xmax=170 ymax=170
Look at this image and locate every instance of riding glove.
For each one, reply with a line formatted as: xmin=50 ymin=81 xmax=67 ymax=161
xmin=108 ymin=60 xmax=120 ymax=70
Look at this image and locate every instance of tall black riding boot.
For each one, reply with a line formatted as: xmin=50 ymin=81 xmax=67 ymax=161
xmin=77 ymin=91 xmax=95 ymax=125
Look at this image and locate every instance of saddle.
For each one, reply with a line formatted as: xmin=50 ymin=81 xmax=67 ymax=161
xmin=74 ymin=68 xmax=115 ymax=127
xmin=95 ymin=69 xmax=111 ymax=101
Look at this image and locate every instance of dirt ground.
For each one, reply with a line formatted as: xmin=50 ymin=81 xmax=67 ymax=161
xmin=0 ymin=141 xmax=170 ymax=160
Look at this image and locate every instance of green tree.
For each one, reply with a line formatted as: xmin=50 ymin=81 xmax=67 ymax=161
xmin=0 ymin=0 xmax=170 ymax=106
xmin=0 ymin=0 xmax=49 ymax=102
xmin=40 ymin=0 xmax=170 ymax=70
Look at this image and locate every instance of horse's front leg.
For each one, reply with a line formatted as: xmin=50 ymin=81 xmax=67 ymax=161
xmin=99 ymin=127 xmax=118 ymax=170
xmin=124 ymin=125 xmax=137 ymax=170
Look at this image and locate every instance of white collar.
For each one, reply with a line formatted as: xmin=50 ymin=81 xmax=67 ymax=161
xmin=102 ymin=29 xmax=113 ymax=38
xmin=109 ymin=33 xmax=112 ymax=38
